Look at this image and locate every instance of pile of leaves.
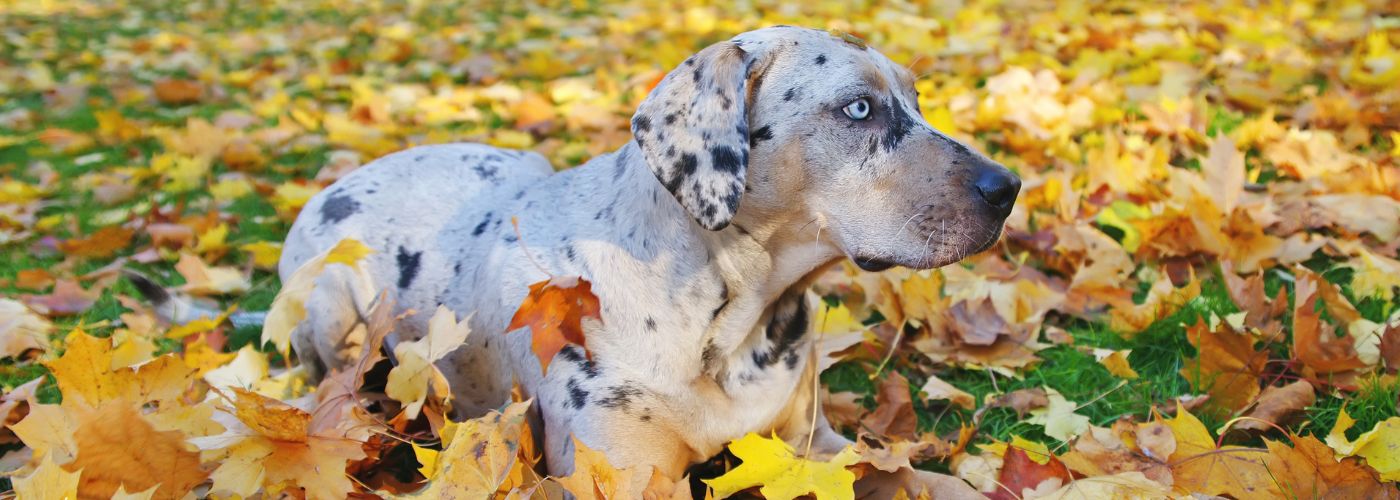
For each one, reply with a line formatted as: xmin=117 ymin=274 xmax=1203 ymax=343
xmin=2 ymin=0 xmax=1399 ymax=498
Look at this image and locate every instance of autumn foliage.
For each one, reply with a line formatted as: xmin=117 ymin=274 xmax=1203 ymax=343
xmin=2 ymin=0 xmax=1400 ymax=498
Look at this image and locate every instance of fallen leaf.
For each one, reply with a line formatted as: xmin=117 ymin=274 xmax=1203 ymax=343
xmin=986 ymin=444 xmax=1072 ymax=500
xmin=1236 ymin=380 xmax=1315 ymax=432
xmin=1093 ymin=348 xmax=1139 ymax=379
xmin=0 ymin=299 xmax=51 ymax=357
xmin=154 ymin=78 xmax=203 ymax=105
xmin=1263 ymin=433 xmax=1398 ymax=499
xmin=12 ymin=451 xmax=81 ymax=500
xmin=703 ymin=432 xmax=859 ymax=500
xmin=1164 ymin=404 xmax=1276 ymax=499
xmin=1027 ymin=388 xmax=1090 ymax=442
xmin=1180 ymin=318 xmax=1266 ymax=419
xmin=23 ymin=279 xmax=99 ymax=316
xmin=400 ymin=401 xmax=531 ymax=498
xmin=1293 ymin=269 xmax=1367 ymax=374
xmin=65 ymin=402 xmax=208 ymax=499
xmin=507 ymin=275 xmax=602 ymax=374
xmin=861 ymin=371 xmax=918 ymax=440
xmin=174 ymin=252 xmax=250 ymax=295
xmin=920 ymin=373 xmax=975 ymax=410
xmin=555 ymin=437 xmax=637 ymax=500
xmin=386 ymin=305 xmax=472 ymax=419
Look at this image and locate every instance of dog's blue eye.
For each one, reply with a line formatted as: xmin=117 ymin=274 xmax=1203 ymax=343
xmin=842 ymin=98 xmax=871 ymax=120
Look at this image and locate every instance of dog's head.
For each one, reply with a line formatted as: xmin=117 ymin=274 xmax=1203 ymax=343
xmin=631 ymin=26 xmax=1020 ymax=271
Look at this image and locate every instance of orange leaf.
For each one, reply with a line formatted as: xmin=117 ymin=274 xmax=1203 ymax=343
xmin=1179 ymin=318 xmax=1267 ymax=419
xmin=14 ymin=268 xmax=55 ymax=291
xmin=154 ymin=78 xmax=203 ymax=105
xmin=507 ymin=275 xmax=601 ymax=374
xmin=58 ymin=226 xmax=134 ymax=258
xmin=1263 ymin=433 xmax=1397 ymax=499
xmin=987 ymin=445 xmax=1073 ymax=500
xmin=1293 ymin=270 xmax=1367 ymax=374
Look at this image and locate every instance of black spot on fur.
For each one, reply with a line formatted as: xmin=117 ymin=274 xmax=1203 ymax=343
xmin=710 ymin=146 xmax=742 ymax=174
xmin=453 ymin=262 xmax=463 ymax=275
xmin=752 ymin=292 xmax=809 ymax=369
xmin=783 ymin=88 xmax=797 ymax=101
xmin=558 ymin=346 xmax=599 ymax=378
xmin=692 ymin=67 xmax=703 ymax=83
xmin=666 ymin=153 xmax=698 ymax=193
xmin=319 ymin=194 xmax=360 ymax=224
xmin=473 ymin=163 xmax=500 ymax=183
xmin=814 ymin=54 xmax=827 ymax=65
xmin=396 ymin=247 xmax=422 ymax=289
xmin=701 ymin=340 xmax=720 ymax=371
xmin=749 ymin=125 xmax=773 ymax=148
xmin=711 ymin=282 xmax=730 ymax=320
xmin=880 ymin=98 xmax=918 ymax=153
xmin=567 ymin=378 xmax=589 ymax=409
xmin=644 ymin=316 xmax=657 ymax=331
xmin=472 ymin=212 xmax=493 ymax=236
xmin=664 ymin=112 xmax=679 ymax=125
xmin=565 ymin=245 xmax=577 ymax=262
xmin=632 ymin=115 xmax=652 ymax=133
xmin=595 ymin=385 xmax=642 ymax=409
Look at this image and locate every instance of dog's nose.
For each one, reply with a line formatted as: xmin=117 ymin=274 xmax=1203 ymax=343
xmin=973 ymin=166 xmax=1020 ymax=217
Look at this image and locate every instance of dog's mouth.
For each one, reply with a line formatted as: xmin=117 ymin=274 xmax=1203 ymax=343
xmin=850 ymin=225 xmax=1004 ymax=272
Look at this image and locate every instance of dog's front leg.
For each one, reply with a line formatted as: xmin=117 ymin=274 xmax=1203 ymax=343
xmin=772 ymin=347 xmax=855 ymax=458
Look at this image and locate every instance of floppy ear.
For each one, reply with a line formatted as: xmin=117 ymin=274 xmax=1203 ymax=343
xmin=631 ymin=41 xmax=755 ymax=231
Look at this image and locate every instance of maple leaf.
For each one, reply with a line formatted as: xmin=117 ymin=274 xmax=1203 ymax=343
xmin=58 ymin=225 xmax=134 ymax=258
xmin=153 ymin=78 xmax=204 ymax=105
xmin=1326 ymin=410 xmax=1400 ymax=482
xmin=11 ymin=451 xmax=81 ymax=500
xmin=703 ymin=432 xmax=859 ymax=500
xmin=400 ymin=401 xmax=531 ymax=498
xmin=43 ymin=329 xmax=194 ymax=408
xmin=1163 ymin=404 xmax=1276 ymax=499
xmin=1092 ymin=348 xmax=1139 ymax=379
xmin=386 ymin=305 xmax=472 ymax=419
xmin=191 ymin=388 xmax=367 ymax=500
xmin=1292 ymin=269 xmax=1368 ymax=375
xmin=22 ymin=279 xmax=100 ymax=316
xmin=862 ymin=371 xmax=918 ymax=440
xmin=1235 ymin=380 xmax=1315 ymax=432
xmin=986 ymin=445 xmax=1073 ymax=500
xmin=64 ymin=402 xmax=209 ymax=499
xmin=555 ymin=437 xmax=637 ymax=500
xmin=1179 ymin=318 xmax=1267 ymax=419
xmin=1263 ymin=433 xmax=1398 ymax=499
xmin=507 ymin=275 xmax=602 ymax=374
xmin=919 ymin=373 xmax=974 ymax=410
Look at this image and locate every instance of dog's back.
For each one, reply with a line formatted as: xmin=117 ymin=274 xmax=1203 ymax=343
xmin=280 ymin=143 xmax=553 ymax=410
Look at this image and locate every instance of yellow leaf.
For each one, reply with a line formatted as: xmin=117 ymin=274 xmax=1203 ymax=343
xmin=240 ymin=241 xmax=283 ymax=269
xmin=1093 ymin=348 xmax=1139 ymax=379
xmin=166 ymin=308 xmax=232 ymax=340
xmin=395 ymin=402 xmax=531 ymax=498
xmin=44 ymin=330 xmax=194 ymax=408
xmin=194 ymin=223 xmax=229 ymax=255
xmin=270 ymin=182 xmax=323 ymax=217
xmin=0 ymin=298 xmax=52 ymax=358
xmin=1331 ymin=417 xmax=1400 ymax=481
xmin=556 ymin=437 xmax=637 ymax=500
xmin=12 ymin=451 xmax=81 ymax=500
xmin=324 ymin=238 xmax=374 ymax=267
xmin=1164 ymin=403 xmax=1276 ymax=499
xmin=703 ymin=433 xmax=859 ymax=500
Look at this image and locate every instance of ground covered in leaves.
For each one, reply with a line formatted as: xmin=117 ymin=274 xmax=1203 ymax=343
xmin=2 ymin=0 xmax=1400 ymax=498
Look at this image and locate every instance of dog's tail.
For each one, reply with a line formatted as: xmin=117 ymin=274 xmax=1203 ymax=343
xmin=124 ymin=271 xmax=267 ymax=329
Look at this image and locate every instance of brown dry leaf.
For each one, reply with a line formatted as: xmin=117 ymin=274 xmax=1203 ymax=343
xmin=1264 ymin=433 xmax=1399 ymax=499
xmin=1107 ymin=271 xmax=1201 ymax=335
xmin=221 ymin=137 xmax=267 ymax=171
xmin=154 ymin=78 xmax=204 ymax=105
xmin=853 ymin=466 xmax=982 ymax=500
xmin=982 ymin=388 xmax=1049 ymax=418
xmin=58 ymin=225 xmax=135 ymax=258
xmin=1220 ymin=262 xmax=1287 ymax=335
xmin=861 ymin=371 xmax=918 ymax=440
xmin=1179 ymin=318 xmax=1266 ymax=420
xmin=1293 ymin=269 xmax=1367 ymax=375
xmin=507 ymin=275 xmax=602 ymax=374
xmin=23 ymin=279 xmax=100 ymax=316
xmin=1382 ymin=321 xmax=1400 ymax=373
xmin=1236 ymin=380 xmax=1315 ymax=432
xmin=65 ymin=402 xmax=208 ymax=499
xmin=1164 ymin=404 xmax=1276 ymax=499
xmin=1060 ymin=425 xmax=1173 ymax=486
xmin=986 ymin=445 xmax=1073 ymax=500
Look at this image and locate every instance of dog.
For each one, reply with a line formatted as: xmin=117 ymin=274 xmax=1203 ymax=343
xmin=278 ymin=25 xmax=1019 ymax=486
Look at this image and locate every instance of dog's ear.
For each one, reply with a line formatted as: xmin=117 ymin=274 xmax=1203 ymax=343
xmin=631 ymin=41 xmax=756 ymax=231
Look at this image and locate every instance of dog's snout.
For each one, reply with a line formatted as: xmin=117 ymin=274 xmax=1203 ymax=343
xmin=972 ymin=166 xmax=1020 ymax=216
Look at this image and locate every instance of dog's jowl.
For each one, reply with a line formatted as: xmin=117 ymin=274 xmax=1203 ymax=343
xmin=280 ymin=26 xmax=1019 ymax=483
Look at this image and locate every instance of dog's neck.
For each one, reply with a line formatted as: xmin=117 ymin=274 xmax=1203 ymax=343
xmin=603 ymin=141 xmax=845 ymax=364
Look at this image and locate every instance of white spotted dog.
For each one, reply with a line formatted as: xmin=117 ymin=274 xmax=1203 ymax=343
xmin=277 ymin=26 xmax=1019 ymax=484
